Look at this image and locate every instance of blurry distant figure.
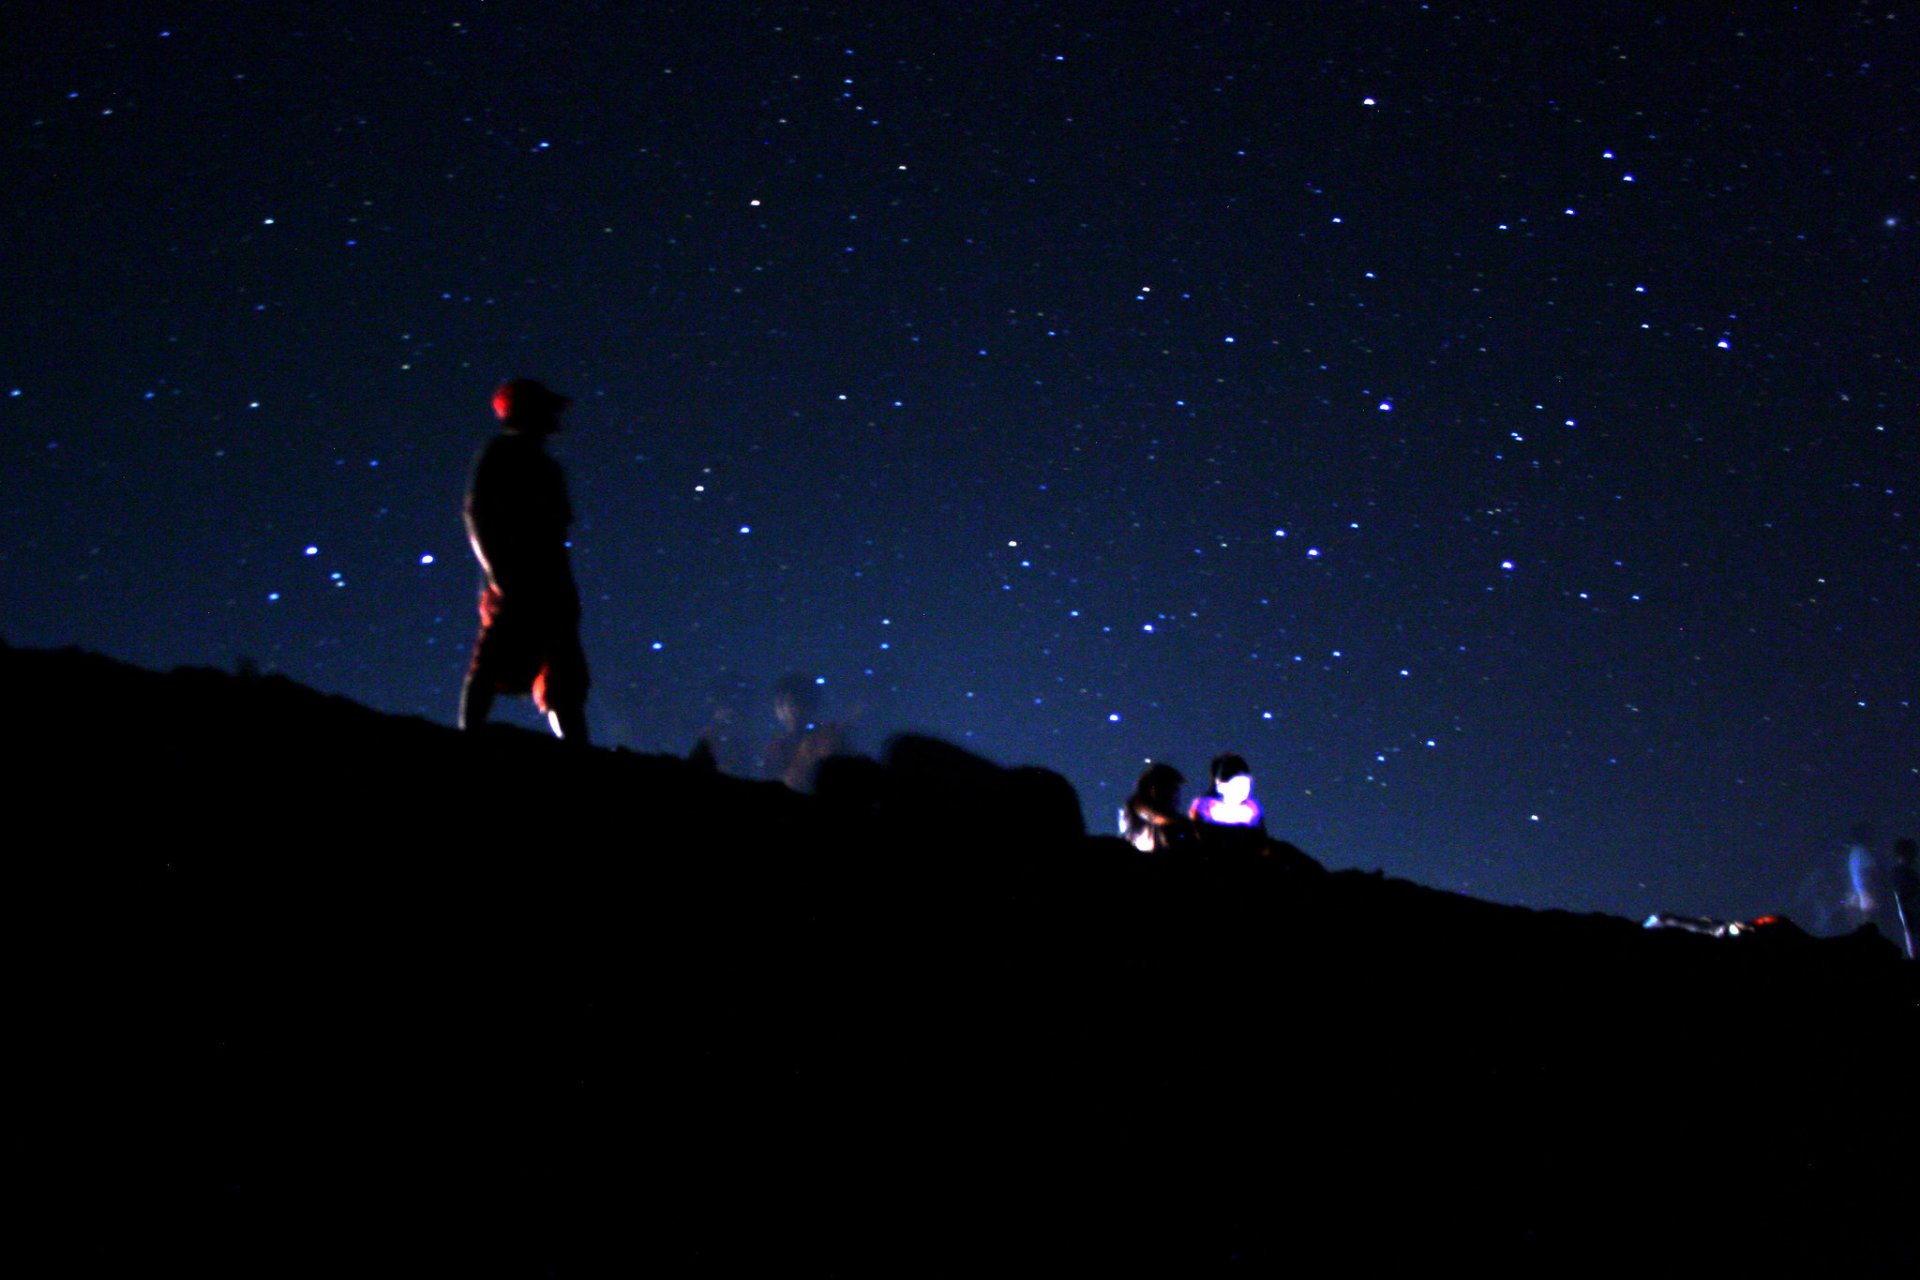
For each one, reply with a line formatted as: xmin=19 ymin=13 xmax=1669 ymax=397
xmin=1846 ymin=835 xmax=1879 ymax=917
xmin=1891 ymin=838 xmax=1919 ymax=961
xmin=459 ymin=378 xmax=590 ymax=743
xmin=762 ymin=673 xmax=849 ymax=791
xmin=1839 ymin=823 xmax=1903 ymax=940
xmin=1121 ymin=762 xmax=1194 ymax=853
xmin=690 ymin=681 xmax=754 ymax=776
xmin=1829 ymin=822 xmax=1911 ymax=944
xmin=1790 ymin=856 xmax=1848 ymax=937
xmin=1188 ymin=753 xmax=1266 ymax=834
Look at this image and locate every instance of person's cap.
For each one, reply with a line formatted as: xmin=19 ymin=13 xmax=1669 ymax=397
xmin=492 ymin=378 xmax=573 ymax=422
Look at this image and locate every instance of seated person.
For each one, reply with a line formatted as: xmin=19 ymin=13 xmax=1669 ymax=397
xmin=1189 ymin=753 xmax=1265 ymax=833
xmin=1121 ymin=762 xmax=1195 ymax=853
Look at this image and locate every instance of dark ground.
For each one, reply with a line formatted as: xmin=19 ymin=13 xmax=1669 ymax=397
xmin=13 ymin=641 xmax=1916 ymax=1273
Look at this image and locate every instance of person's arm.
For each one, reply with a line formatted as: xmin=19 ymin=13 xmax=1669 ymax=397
xmin=464 ymin=505 xmax=504 ymax=592
xmin=465 ymin=472 xmax=539 ymax=595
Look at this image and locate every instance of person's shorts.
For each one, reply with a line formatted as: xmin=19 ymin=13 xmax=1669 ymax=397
xmin=468 ymin=585 xmax=589 ymax=714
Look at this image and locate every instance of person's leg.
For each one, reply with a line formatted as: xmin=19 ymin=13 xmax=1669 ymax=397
xmin=460 ymin=669 xmax=495 ymax=729
xmin=540 ymin=625 xmax=590 ymax=745
xmin=462 ymin=595 xmax=504 ymax=731
xmin=549 ymin=702 xmax=588 ymax=745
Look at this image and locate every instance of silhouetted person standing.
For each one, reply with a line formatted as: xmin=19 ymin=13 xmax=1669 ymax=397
xmin=459 ymin=378 xmax=590 ymax=743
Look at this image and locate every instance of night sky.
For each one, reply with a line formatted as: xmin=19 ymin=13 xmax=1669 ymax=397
xmin=5 ymin=2 xmax=1915 ymax=923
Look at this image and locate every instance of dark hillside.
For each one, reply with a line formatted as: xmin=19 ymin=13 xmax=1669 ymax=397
xmin=12 ymin=641 xmax=1916 ymax=1272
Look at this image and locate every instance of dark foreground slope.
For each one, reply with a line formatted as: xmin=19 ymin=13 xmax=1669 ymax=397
xmin=13 ymin=642 xmax=1917 ymax=1273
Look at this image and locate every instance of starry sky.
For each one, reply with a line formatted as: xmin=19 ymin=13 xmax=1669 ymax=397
xmin=5 ymin=1 xmax=1915 ymax=923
